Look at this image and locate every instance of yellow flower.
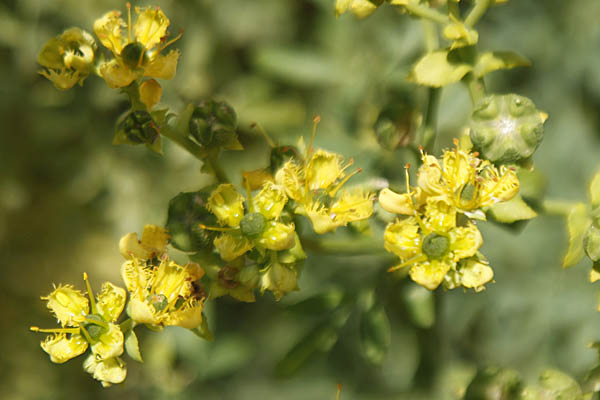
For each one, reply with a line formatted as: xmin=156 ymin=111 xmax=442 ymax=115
xmin=83 ymin=355 xmax=127 ymax=387
xmin=93 ymin=5 xmax=181 ymax=88
xmin=384 ymin=197 xmax=483 ymax=290
xmin=275 ymin=148 xmax=374 ymax=234
xmin=121 ymin=255 xmax=205 ymax=329
xmin=37 ymin=27 xmax=96 ymax=90
xmin=205 ymin=183 xmax=296 ymax=261
xmin=31 ymin=274 xmax=127 ymax=385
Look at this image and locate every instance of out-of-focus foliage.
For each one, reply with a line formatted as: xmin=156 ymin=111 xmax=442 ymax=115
xmin=3 ymin=0 xmax=600 ymax=398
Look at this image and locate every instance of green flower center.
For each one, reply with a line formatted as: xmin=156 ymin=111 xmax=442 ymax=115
xmin=458 ymin=183 xmax=476 ymax=204
xmin=121 ymin=41 xmax=147 ymax=70
xmin=83 ymin=314 xmax=108 ymax=342
xmin=240 ymin=212 xmax=266 ymax=237
xmin=422 ymin=233 xmax=450 ymax=260
xmin=147 ymin=293 xmax=168 ymax=312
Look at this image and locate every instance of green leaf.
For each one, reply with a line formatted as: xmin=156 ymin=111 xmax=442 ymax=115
xmin=124 ymin=328 xmax=143 ymax=363
xmin=563 ymin=203 xmax=591 ymax=268
xmin=286 ymin=289 xmax=345 ymax=315
xmin=275 ymin=309 xmax=350 ymax=377
xmin=488 ymin=194 xmax=538 ymax=224
xmin=402 ymin=284 xmax=435 ymax=329
xmin=407 ymin=50 xmax=472 ymax=87
xmin=473 ymin=51 xmax=531 ymax=78
xmin=359 ymin=304 xmax=391 ymax=365
xmin=190 ymin=314 xmax=214 ymax=341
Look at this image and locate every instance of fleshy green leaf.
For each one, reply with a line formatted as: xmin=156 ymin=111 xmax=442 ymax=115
xmin=124 ymin=328 xmax=143 ymax=363
xmin=473 ymin=51 xmax=531 ymax=78
xmin=488 ymin=194 xmax=537 ymax=224
xmin=407 ymin=50 xmax=472 ymax=87
xmin=563 ymin=203 xmax=591 ymax=268
xmin=359 ymin=304 xmax=391 ymax=365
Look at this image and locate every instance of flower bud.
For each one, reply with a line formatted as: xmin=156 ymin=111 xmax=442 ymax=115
xmin=165 ymin=188 xmax=219 ymax=252
xmin=114 ymin=110 xmax=161 ymax=153
xmin=584 ymin=223 xmax=600 ymax=262
xmin=470 ymin=94 xmax=547 ymax=164
xmin=188 ymin=100 xmax=241 ymax=150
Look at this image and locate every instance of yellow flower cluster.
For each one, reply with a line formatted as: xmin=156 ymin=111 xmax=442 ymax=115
xmin=379 ymin=143 xmax=520 ymax=291
xmin=30 ymin=274 xmax=127 ymax=387
xmin=275 ymin=148 xmax=374 ymax=234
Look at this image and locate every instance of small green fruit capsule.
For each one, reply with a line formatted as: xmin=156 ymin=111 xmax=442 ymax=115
xmin=121 ymin=42 xmax=147 ymax=70
xmin=239 ymin=264 xmax=260 ymax=288
xmin=189 ymin=100 xmax=239 ymax=148
xmin=165 ymin=188 xmax=219 ymax=252
xmin=584 ymin=223 xmax=600 ymax=262
xmin=118 ymin=110 xmax=159 ymax=144
xmin=421 ymin=233 xmax=450 ymax=260
xmin=215 ymin=101 xmax=237 ymax=128
xmin=470 ymin=94 xmax=547 ymax=164
xmin=240 ymin=212 xmax=267 ymax=237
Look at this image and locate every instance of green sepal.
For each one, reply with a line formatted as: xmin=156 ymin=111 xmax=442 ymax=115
xmin=278 ymin=234 xmax=307 ymax=264
xmin=473 ymin=51 xmax=531 ymax=78
xmin=124 ymin=327 xmax=143 ymax=363
xmin=359 ymin=303 xmax=391 ymax=365
xmin=190 ymin=314 xmax=214 ymax=341
xmin=563 ymin=203 xmax=591 ymax=268
xmin=274 ymin=308 xmax=351 ymax=378
xmin=407 ymin=50 xmax=472 ymax=87
xmin=488 ymin=194 xmax=537 ymax=224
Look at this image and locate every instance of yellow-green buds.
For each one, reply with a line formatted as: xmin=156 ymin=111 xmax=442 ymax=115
xmin=94 ymin=5 xmax=181 ymax=88
xmin=166 ymin=188 xmax=219 ymax=252
xmin=37 ymin=27 xmax=97 ymax=90
xmin=470 ymin=94 xmax=548 ymax=164
xmin=31 ymin=274 xmax=127 ymax=386
xmin=335 ymin=0 xmax=384 ymax=18
xmin=113 ymin=110 xmax=162 ymax=153
xmin=188 ymin=100 xmax=242 ymax=150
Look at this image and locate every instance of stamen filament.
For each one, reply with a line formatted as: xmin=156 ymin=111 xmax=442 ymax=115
xmin=330 ymin=168 xmax=362 ymax=197
xmin=78 ymin=323 xmax=95 ymax=343
xmin=198 ymin=224 xmax=238 ymax=232
xmin=83 ymin=272 xmax=97 ymax=314
xmin=127 ymin=3 xmax=133 ymax=42
xmin=388 ymin=254 xmax=428 ymax=272
xmin=30 ymin=326 xmax=81 ymax=334
xmin=250 ymin=122 xmax=276 ymax=148
xmin=158 ymin=30 xmax=184 ymax=52
xmin=307 ymin=115 xmax=320 ymax=159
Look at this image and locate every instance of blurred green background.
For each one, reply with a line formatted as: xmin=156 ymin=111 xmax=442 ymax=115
xmin=2 ymin=0 xmax=600 ymax=398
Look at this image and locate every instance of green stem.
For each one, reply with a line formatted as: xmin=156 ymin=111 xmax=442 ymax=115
xmin=206 ymin=151 xmax=229 ymax=183
xmin=447 ymin=0 xmax=461 ymax=20
xmin=161 ymin=123 xmax=208 ymax=161
xmin=466 ymin=75 xmax=486 ymax=105
xmin=404 ymin=2 xmax=449 ymax=25
xmin=542 ymin=199 xmax=577 ymax=216
xmin=417 ymin=87 xmax=441 ymax=154
xmin=423 ymin=20 xmax=439 ymax=53
xmin=464 ymin=0 xmax=490 ymax=27
xmin=302 ymin=237 xmax=387 ymax=256
xmin=122 ymin=81 xmax=146 ymax=111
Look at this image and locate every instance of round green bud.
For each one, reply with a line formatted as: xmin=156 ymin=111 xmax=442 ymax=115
xmin=189 ymin=100 xmax=239 ymax=148
xmin=83 ymin=314 xmax=108 ymax=341
xmin=421 ymin=233 xmax=450 ymax=260
xmin=585 ymin=224 xmax=600 ymax=262
xmin=165 ymin=187 xmax=218 ymax=252
xmin=121 ymin=42 xmax=147 ymax=70
xmin=240 ymin=212 xmax=267 ymax=237
xmin=470 ymin=94 xmax=547 ymax=164
xmin=269 ymin=145 xmax=301 ymax=173
xmin=118 ymin=110 xmax=159 ymax=145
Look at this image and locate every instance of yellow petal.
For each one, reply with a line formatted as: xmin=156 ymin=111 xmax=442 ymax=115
xmin=166 ymin=301 xmax=204 ymax=329
xmin=43 ymin=285 xmax=89 ymax=326
xmin=417 ymin=155 xmax=444 ymax=195
xmin=141 ymin=224 xmax=169 ymax=255
xmin=460 ymin=259 xmax=494 ymax=292
xmin=253 ymin=182 xmax=288 ymax=219
xmin=41 ymin=333 xmax=88 ymax=364
xmin=409 ymin=260 xmax=451 ymax=290
xmin=83 ymin=355 xmax=127 ymax=387
xmin=96 ymin=282 xmax=127 ymax=323
xmin=144 ymin=49 xmax=179 ymax=80
xmin=378 ymin=188 xmax=415 ymax=215
xmin=208 ymin=184 xmax=245 ymax=227
xmin=306 ymin=206 xmax=338 ymax=234
xmin=384 ymin=218 xmax=421 ymax=259
xmin=39 ymin=69 xmax=81 ymax=90
xmin=91 ymin=323 xmax=124 ymax=360
xmin=329 ymin=189 xmax=374 ymax=224
xmin=260 ymin=262 xmax=299 ymax=300
xmin=214 ymin=233 xmax=253 ymax=261
xmin=479 ymin=165 xmax=520 ymax=206
xmin=129 ymin=297 xmax=160 ymax=325
xmin=306 ymin=150 xmax=345 ymax=190
xmin=93 ymin=11 xmax=126 ymax=55
xmin=134 ymin=6 xmax=169 ymax=50
xmin=120 ymin=259 xmax=152 ymax=295
xmin=442 ymin=149 xmax=473 ymax=191
xmin=423 ymin=196 xmax=457 ymax=232
xmin=152 ymin=260 xmax=194 ymax=302
xmin=450 ymin=224 xmax=483 ymax=261
xmin=139 ymin=79 xmax=162 ymax=110
xmin=257 ymin=221 xmax=295 ymax=251
xmin=98 ymin=59 xmax=137 ymax=88
xmin=275 ymin=160 xmax=304 ymax=201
